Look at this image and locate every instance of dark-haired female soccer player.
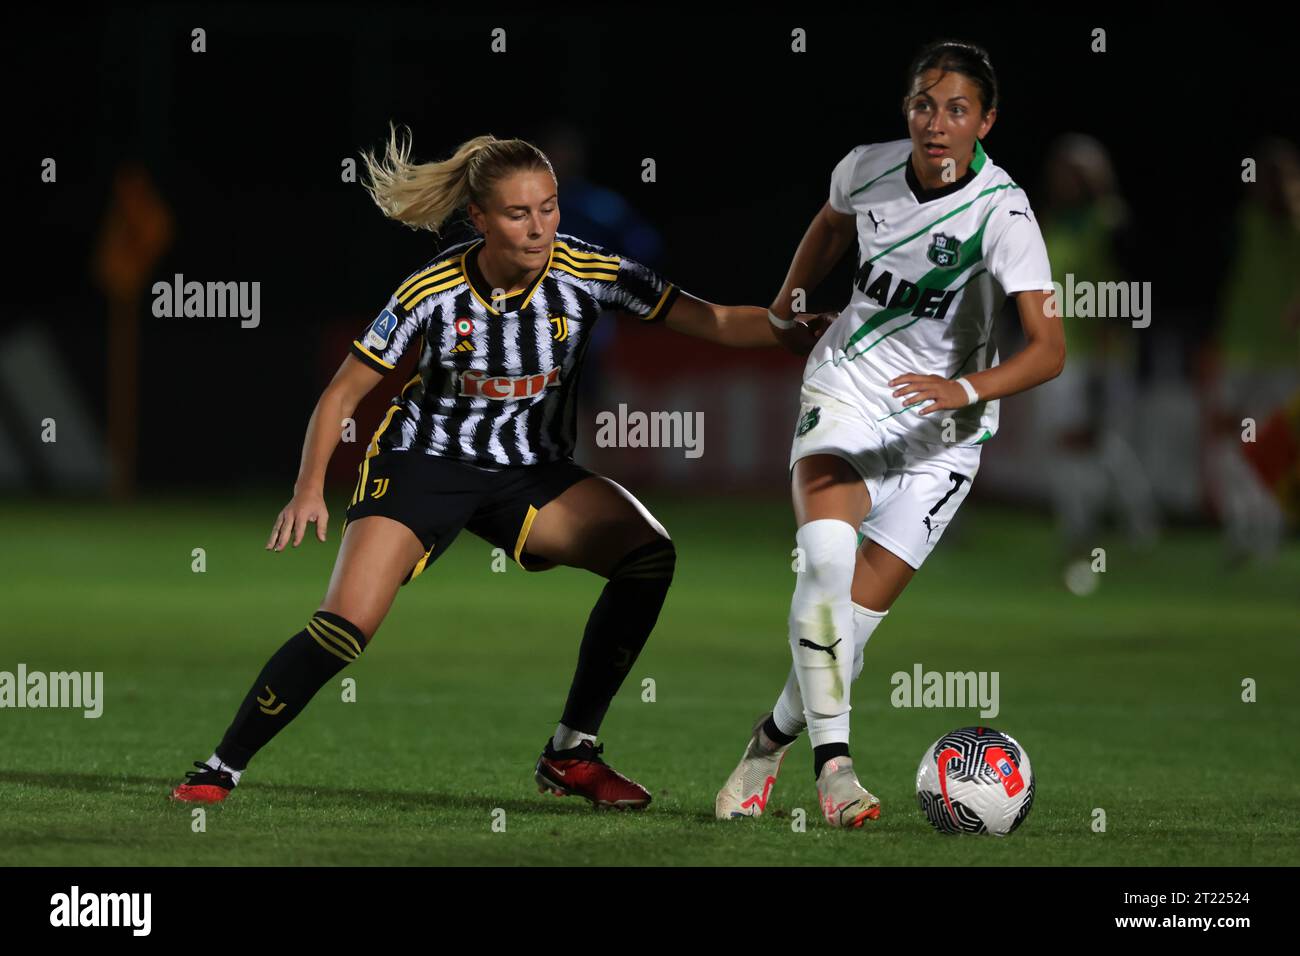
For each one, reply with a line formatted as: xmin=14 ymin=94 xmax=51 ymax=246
xmin=170 ymin=130 xmax=823 ymax=809
xmin=716 ymin=40 xmax=1066 ymax=826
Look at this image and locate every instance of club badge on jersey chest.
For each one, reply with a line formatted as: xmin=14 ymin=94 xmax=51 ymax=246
xmin=926 ymin=233 xmax=962 ymax=268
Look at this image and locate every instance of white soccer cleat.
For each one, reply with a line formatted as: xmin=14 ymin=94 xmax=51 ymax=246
xmin=715 ymin=713 xmax=792 ymax=819
xmin=815 ymin=755 xmax=881 ymax=828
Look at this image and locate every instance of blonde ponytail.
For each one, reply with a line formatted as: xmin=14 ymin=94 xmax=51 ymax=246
xmin=360 ymin=125 xmax=554 ymax=234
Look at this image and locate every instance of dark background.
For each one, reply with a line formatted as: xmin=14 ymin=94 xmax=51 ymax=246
xmin=0 ymin=6 xmax=1287 ymax=492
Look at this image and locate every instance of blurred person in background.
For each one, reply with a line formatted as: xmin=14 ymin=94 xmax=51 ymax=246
xmin=538 ymin=122 xmax=663 ymax=410
xmin=1204 ymin=136 xmax=1300 ymax=563
xmin=1034 ymin=133 xmax=1160 ymax=580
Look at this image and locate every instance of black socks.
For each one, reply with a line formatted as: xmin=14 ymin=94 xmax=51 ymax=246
xmin=761 ymin=715 xmax=849 ymax=778
xmin=813 ymin=742 xmax=851 ymax=779
xmin=762 ymin=715 xmax=799 ymax=747
xmin=215 ymin=611 xmax=366 ymax=770
xmin=559 ymin=537 xmax=676 ymax=733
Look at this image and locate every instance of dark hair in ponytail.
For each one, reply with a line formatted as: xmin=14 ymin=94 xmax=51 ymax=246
xmin=903 ymin=40 xmax=998 ymax=115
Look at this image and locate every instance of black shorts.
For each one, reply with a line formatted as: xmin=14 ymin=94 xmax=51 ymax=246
xmin=340 ymin=450 xmax=594 ymax=584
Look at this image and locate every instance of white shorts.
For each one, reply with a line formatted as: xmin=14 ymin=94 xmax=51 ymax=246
xmin=789 ymin=384 xmax=981 ymax=569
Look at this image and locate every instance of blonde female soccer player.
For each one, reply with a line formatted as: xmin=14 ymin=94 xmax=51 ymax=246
xmin=170 ymin=130 xmax=821 ymax=810
xmin=716 ymin=39 xmax=1066 ymax=827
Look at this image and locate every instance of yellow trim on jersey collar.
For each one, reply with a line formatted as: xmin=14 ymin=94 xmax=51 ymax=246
xmin=396 ymin=257 xmax=462 ymax=304
xmin=462 ymin=239 xmax=555 ymax=315
xmin=554 ymin=239 xmax=619 ymax=264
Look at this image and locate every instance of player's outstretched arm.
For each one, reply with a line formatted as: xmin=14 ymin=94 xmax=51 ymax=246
xmin=769 ymin=201 xmax=857 ymax=320
xmin=661 ymin=292 xmax=833 ymax=353
xmin=267 ymin=354 xmax=385 ymax=552
xmin=889 ymin=288 xmax=1066 ymax=415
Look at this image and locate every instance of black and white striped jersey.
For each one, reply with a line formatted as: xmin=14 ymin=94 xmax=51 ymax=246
xmin=349 ymin=233 xmax=679 ymax=467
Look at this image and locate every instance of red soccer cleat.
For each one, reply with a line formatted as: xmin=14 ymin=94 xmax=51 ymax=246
xmin=169 ymin=761 xmax=236 ymax=804
xmin=534 ymin=740 xmax=651 ymax=810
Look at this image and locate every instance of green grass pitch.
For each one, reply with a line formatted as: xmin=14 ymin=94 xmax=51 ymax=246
xmin=1 ymin=492 xmax=1296 ymax=866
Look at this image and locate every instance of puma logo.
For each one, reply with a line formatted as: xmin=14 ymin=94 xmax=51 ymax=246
xmin=799 ymin=638 xmax=842 ymax=661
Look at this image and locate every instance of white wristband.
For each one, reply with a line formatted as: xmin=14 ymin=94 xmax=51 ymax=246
xmin=768 ymin=309 xmax=798 ymax=331
xmin=955 ymin=376 xmax=979 ymax=406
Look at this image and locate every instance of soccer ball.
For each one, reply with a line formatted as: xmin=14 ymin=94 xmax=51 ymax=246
xmin=915 ymin=726 xmax=1034 ymax=835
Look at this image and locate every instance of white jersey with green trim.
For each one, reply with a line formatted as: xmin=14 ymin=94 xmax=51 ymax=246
xmin=803 ymin=138 xmax=1052 ymax=447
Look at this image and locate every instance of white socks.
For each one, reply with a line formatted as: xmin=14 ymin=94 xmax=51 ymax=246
xmin=552 ymin=723 xmax=597 ymax=752
xmin=773 ymin=600 xmax=888 ymax=741
xmin=206 ymin=753 xmax=243 ymax=785
xmin=787 ymin=520 xmax=859 ymax=748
